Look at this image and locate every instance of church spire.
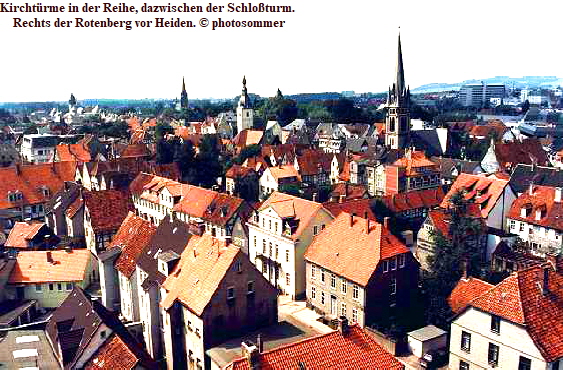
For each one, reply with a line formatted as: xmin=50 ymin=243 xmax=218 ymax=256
xmin=180 ymin=76 xmax=188 ymax=110
xmin=395 ymin=32 xmax=405 ymax=97
xmin=182 ymin=76 xmax=186 ymax=92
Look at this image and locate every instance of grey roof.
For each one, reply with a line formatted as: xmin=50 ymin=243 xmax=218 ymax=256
xmin=0 ymin=329 xmax=60 ymax=369
xmin=408 ymin=325 xmax=447 ymax=342
xmin=345 ymin=138 xmax=368 ymax=153
xmin=509 ymin=164 xmax=563 ymax=195
xmin=430 ymin=157 xmax=482 ymax=179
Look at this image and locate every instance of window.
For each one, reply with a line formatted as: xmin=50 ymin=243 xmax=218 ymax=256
xmin=341 ymin=280 xmax=347 ymax=294
xmin=35 ymin=284 xmax=42 ymax=292
xmin=461 ymin=331 xmax=471 ymax=352
xmin=286 ymin=273 xmax=290 ymax=286
xmin=488 ymin=343 xmax=499 ymax=366
xmin=311 ymin=286 xmax=316 ymax=299
xmin=262 ymin=262 xmax=268 ymax=274
xmin=330 ymin=274 xmax=336 ymax=289
xmin=285 ymin=249 xmax=289 ymax=262
xmin=382 ymin=260 xmax=389 ymax=272
xmin=321 ymin=292 xmax=325 ymax=305
xmin=311 ymin=265 xmax=316 ymax=279
xmin=57 ymin=283 xmax=62 ymax=291
xmin=389 ymin=257 xmax=397 ymax=270
xmin=519 ymin=222 xmax=524 ymax=231
xmin=247 ymin=281 xmax=254 ymax=294
xmin=227 ymin=287 xmax=235 ymax=300
xmin=553 ymin=361 xmax=560 ymax=370
xmin=321 ymin=271 xmax=325 ymax=284
xmin=491 ymin=314 xmax=500 ymax=333
xmin=390 ymin=278 xmax=397 ymax=295
xmin=352 ymin=308 xmax=358 ymax=323
xmin=49 ymin=284 xmax=54 ymax=291
xmin=274 ymin=222 xmax=278 ymax=233
xmin=253 ymin=236 xmax=256 ymax=248
xmin=353 ymin=285 xmax=359 ymax=300
xmin=340 ymin=302 xmax=346 ymax=317
xmin=269 ymin=219 xmax=272 ymax=231
xmin=275 ymin=244 xmax=278 ymax=259
xmin=518 ymin=356 xmax=531 ymax=370
xmin=195 ymin=328 xmax=200 ymax=337
xmin=313 ymin=226 xmax=319 ymax=235
xmin=459 ymin=360 xmax=469 ymax=370
xmin=510 ymin=219 xmax=516 ymax=229
xmin=398 ymin=254 xmax=405 ymax=268
xmin=262 ymin=239 xmax=266 ymax=254
xmin=187 ymin=321 xmax=193 ymax=331
xmin=234 ymin=261 xmax=242 ymax=273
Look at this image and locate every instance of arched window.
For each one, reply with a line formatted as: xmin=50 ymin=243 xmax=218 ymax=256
xmin=389 ymin=117 xmax=396 ymax=132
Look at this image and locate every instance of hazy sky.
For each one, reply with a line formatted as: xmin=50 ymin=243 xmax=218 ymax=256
xmin=1 ymin=0 xmax=562 ymax=102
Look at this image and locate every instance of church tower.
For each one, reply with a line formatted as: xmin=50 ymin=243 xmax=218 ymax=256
xmin=180 ymin=77 xmax=189 ymax=125
xmin=236 ymin=76 xmax=254 ymax=133
xmin=385 ymin=33 xmax=411 ymax=150
xmin=68 ymin=93 xmax=77 ymax=114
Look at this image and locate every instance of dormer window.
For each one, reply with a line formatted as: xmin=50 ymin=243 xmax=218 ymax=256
xmin=8 ymin=191 xmax=22 ymax=202
xmin=521 ymin=204 xmax=532 ymax=218
xmin=41 ymin=186 xmax=50 ymax=196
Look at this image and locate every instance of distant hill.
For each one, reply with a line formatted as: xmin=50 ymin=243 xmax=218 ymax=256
xmin=412 ymin=76 xmax=562 ymax=93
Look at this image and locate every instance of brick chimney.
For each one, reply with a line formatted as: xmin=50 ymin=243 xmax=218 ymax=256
xmin=241 ymin=341 xmax=260 ymax=369
xmin=337 ymin=316 xmax=349 ymax=335
xmin=46 ymin=251 xmax=54 ymax=264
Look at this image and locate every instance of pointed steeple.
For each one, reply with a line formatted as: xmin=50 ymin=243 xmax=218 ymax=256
xmin=238 ymin=75 xmax=252 ymax=109
xmin=395 ymin=32 xmax=405 ymax=97
xmin=182 ymin=76 xmax=186 ymax=92
xmin=180 ymin=76 xmax=188 ymax=110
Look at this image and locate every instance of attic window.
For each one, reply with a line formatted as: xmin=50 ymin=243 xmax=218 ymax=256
xmin=521 ymin=204 xmax=532 ymax=218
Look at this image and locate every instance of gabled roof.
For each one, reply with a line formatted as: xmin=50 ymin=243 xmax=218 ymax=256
xmin=448 ymin=277 xmax=493 ymax=314
xmin=84 ymin=333 xmax=156 ymax=370
xmin=66 ymin=197 xmax=83 ymax=219
xmin=295 ymin=149 xmax=332 ymax=176
xmin=233 ymin=129 xmax=263 ymax=148
xmin=391 ymin=150 xmax=437 ymax=176
xmin=430 ymin=157 xmax=482 ymax=179
xmin=322 ymin=199 xmax=377 ymax=221
xmin=119 ymin=143 xmax=151 ymax=158
xmin=5 ymin=221 xmax=47 ymax=249
xmin=493 ymin=138 xmax=549 ymax=170
xmin=55 ymin=142 xmax=92 ymax=162
xmin=46 ymin=287 xmax=155 ymax=369
xmin=508 ymin=185 xmax=563 ymax=231
xmin=173 ymin=187 xmax=247 ymax=226
xmin=161 ymin=235 xmax=240 ymax=315
xmin=8 ymin=249 xmax=92 ymax=283
xmin=260 ymin=192 xmax=328 ymax=240
xmin=330 ymin=183 xmax=369 ymax=201
xmin=266 ymin=165 xmax=300 ymax=181
xmin=453 ymin=266 xmax=563 ymax=362
xmin=225 ymin=164 xmax=256 ymax=179
xmin=224 ymin=324 xmax=404 ymax=370
xmin=305 ymin=212 xmax=410 ymax=286
xmin=380 ymin=187 xmax=445 ymax=213
xmin=441 ymin=173 xmax=510 ymax=219
xmin=113 ymin=212 xmax=158 ymax=278
xmin=83 ymin=190 xmax=131 ymax=232
xmin=0 ymin=162 xmax=77 ymax=209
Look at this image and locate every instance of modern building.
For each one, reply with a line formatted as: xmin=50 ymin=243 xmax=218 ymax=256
xmin=459 ymin=83 xmax=506 ymax=107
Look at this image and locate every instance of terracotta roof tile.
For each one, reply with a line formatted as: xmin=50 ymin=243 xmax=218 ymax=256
xmin=119 ymin=143 xmax=151 ymax=158
xmin=329 ymin=183 xmax=369 ymax=201
xmin=381 ymin=187 xmax=445 ymax=213
xmin=85 ymin=335 xmax=139 ymax=370
xmin=55 ymin=142 xmax=92 ymax=162
xmin=0 ymin=162 xmax=77 ymax=210
xmin=225 ymin=164 xmax=256 ymax=179
xmin=441 ymin=173 xmax=510 ymax=219
xmin=113 ymin=212 xmax=157 ymax=278
xmin=161 ymin=235 xmax=240 ymax=315
xmin=448 ymin=277 xmax=493 ymax=314
xmin=66 ymin=197 xmax=83 ymax=219
xmin=507 ymin=185 xmax=563 ymax=231
xmin=83 ymin=190 xmax=131 ymax=232
xmin=225 ymin=324 xmax=403 ymax=370
xmin=305 ymin=212 xmax=410 ymax=286
xmin=260 ymin=192 xmax=328 ymax=240
xmin=452 ymin=265 xmax=563 ymax=362
xmin=8 ymin=249 xmax=92 ymax=283
xmin=267 ymin=165 xmax=300 ymax=180
xmin=4 ymin=221 xmax=46 ymax=249
xmin=233 ymin=130 xmax=263 ymax=148
xmin=494 ymin=138 xmax=549 ymax=170
xmin=322 ymin=199 xmax=377 ymax=221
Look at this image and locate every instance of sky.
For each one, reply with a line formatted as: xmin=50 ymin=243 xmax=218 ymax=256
xmin=1 ymin=0 xmax=562 ymax=102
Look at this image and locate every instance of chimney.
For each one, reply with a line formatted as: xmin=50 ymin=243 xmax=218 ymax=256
xmin=312 ymin=193 xmax=317 ymax=203
xmin=241 ymin=342 xmax=260 ymax=369
xmin=546 ymin=253 xmax=558 ymax=272
xmin=337 ymin=316 xmax=349 ymax=335
xmin=256 ymin=334 xmax=263 ymax=354
xmin=25 ymin=218 xmax=32 ymax=225
xmin=46 ymin=251 xmax=53 ymax=264
xmin=529 ymin=182 xmax=534 ymax=196
xmin=383 ymin=216 xmax=390 ymax=229
xmin=542 ymin=267 xmax=549 ymax=296
xmin=64 ymin=181 xmax=69 ymax=192
xmin=365 ymin=212 xmax=370 ymax=234
xmin=555 ymin=187 xmax=562 ymax=203
xmin=345 ymin=182 xmax=349 ymax=197
xmin=339 ymin=194 xmax=345 ymax=203
xmin=15 ymin=162 xmax=20 ymax=175
xmin=350 ymin=213 xmax=354 ymax=227
xmin=461 ymin=259 xmax=468 ymax=279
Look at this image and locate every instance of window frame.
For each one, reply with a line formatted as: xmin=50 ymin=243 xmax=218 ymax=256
xmin=461 ymin=331 xmax=471 ymax=352
xmin=491 ymin=314 xmax=501 ymax=334
xmin=488 ymin=342 xmax=499 ymax=366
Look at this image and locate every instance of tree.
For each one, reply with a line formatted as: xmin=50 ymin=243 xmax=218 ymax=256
xmin=421 ymin=192 xmax=485 ymax=328
xmin=156 ymin=139 xmax=174 ymax=164
xmin=194 ymin=135 xmax=222 ymax=188
xmin=23 ymin=123 xmax=38 ymax=135
xmin=234 ymin=144 xmax=261 ymax=165
xmin=233 ymin=174 xmax=259 ymax=202
xmin=155 ymin=122 xmax=174 ymax=141
xmin=174 ymin=139 xmax=196 ymax=181
xmin=522 ymin=99 xmax=530 ymax=114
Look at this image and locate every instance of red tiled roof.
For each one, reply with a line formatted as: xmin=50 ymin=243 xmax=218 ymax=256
xmin=330 ymin=183 xmax=369 ymax=201
xmin=494 ymin=138 xmax=549 ymax=170
xmin=85 ymin=334 xmax=153 ymax=370
xmin=0 ymin=162 xmax=77 ymax=210
xmin=4 ymin=221 xmax=46 ymax=249
xmin=453 ymin=265 xmax=563 ymax=362
xmin=448 ymin=277 xmax=493 ymax=314
xmin=225 ymin=164 xmax=255 ymax=179
xmin=260 ymin=192 xmax=329 ymax=240
xmin=113 ymin=212 xmax=157 ymax=278
xmin=55 ymin=142 xmax=92 ymax=162
xmin=173 ymin=187 xmax=245 ymax=226
xmin=392 ymin=150 xmax=438 ymax=176
xmin=83 ymin=190 xmax=131 ymax=232
xmin=507 ymin=185 xmax=563 ymax=231
xmin=225 ymin=324 xmax=403 ymax=370
xmin=381 ymin=187 xmax=445 ymax=213
xmin=267 ymin=165 xmax=300 ymax=181
xmin=233 ymin=130 xmax=263 ymax=149
xmin=322 ymin=199 xmax=377 ymax=221
xmin=161 ymin=235 xmax=240 ymax=315
xmin=295 ymin=149 xmax=332 ymax=176
xmin=8 ymin=249 xmax=92 ymax=283
xmin=119 ymin=143 xmax=151 ymax=158
xmin=305 ymin=212 xmax=410 ymax=286
xmin=66 ymin=197 xmax=83 ymax=219
xmin=427 ymin=209 xmax=450 ymax=238
xmin=441 ymin=173 xmax=510 ymax=219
